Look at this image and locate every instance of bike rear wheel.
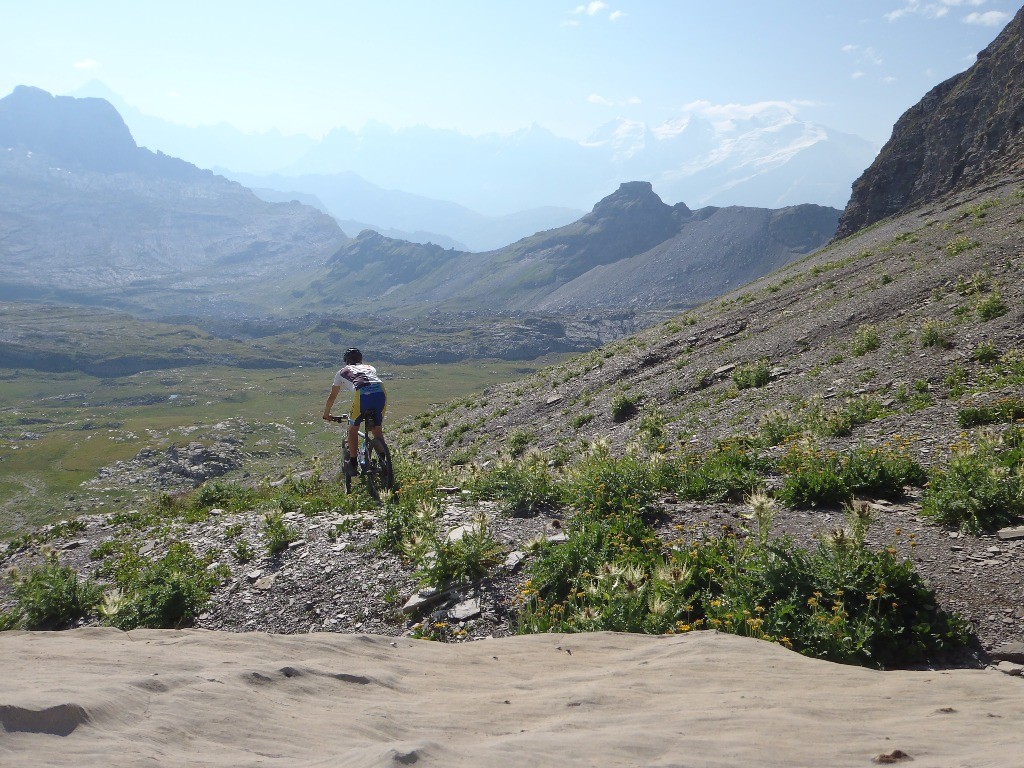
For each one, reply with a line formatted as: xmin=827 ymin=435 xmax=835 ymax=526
xmin=364 ymin=437 xmax=394 ymax=500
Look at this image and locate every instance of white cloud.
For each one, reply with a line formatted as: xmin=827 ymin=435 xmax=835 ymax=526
xmin=851 ymin=70 xmax=866 ymax=79
xmin=882 ymin=76 xmax=898 ymax=84
xmin=963 ymin=10 xmax=1009 ymax=25
xmin=575 ymin=1 xmax=607 ymax=15
xmin=841 ymin=44 xmax=884 ymax=67
xmin=73 ymin=58 xmax=99 ymax=70
xmin=587 ymin=93 xmax=641 ymax=107
xmin=886 ymin=0 xmax=988 ymax=21
xmin=680 ymin=100 xmax=801 ymax=119
xmin=885 ymin=2 xmax=949 ymax=21
xmin=571 ymin=2 xmax=623 ymax=22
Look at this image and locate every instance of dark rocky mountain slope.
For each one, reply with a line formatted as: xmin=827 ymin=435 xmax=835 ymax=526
xmin=836 ymin=7 xmax=1024 ymax=238
xmin=312 ymin=181 xmax=839 ymax=313
xmin=0 ymin=86 xmax=347 ymax=316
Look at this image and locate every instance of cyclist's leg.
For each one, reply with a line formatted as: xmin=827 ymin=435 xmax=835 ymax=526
xmin=366 ymin=389 xmax=387 ymax=445
xmin=347 ymin=391 xmax=361 ymax=460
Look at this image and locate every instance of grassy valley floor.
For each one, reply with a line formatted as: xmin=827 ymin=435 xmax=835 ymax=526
xmin=0 ymin=358 xmax=554 ymax=533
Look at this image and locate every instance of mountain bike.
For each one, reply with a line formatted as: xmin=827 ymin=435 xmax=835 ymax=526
xmin=329 ymin=411 xmax=394 ymax=499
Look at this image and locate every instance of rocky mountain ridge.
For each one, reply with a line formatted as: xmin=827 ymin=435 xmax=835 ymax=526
xmin=313 ymin=182 xmax=839 ymax=314
xmin=836 ymin=4 xmax=1024 ymax=239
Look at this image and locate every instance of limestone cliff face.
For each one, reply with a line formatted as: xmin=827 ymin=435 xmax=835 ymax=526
xmin=835 ymin=8 xmax=1024 ymax=239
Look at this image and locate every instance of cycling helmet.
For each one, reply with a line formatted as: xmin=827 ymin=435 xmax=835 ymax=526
xmin=343 ymin=347 xmax=363 ymax=364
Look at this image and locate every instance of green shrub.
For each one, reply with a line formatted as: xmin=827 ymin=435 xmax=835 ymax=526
xmin=517 ymin=502 xmax=968 ymax=667
xmin=675 ymin=441 xmax=765 ymax=502
xmin=570 ymin=412 xmax=594 ymax=429
xmin=5 ymin=554 xmax=102 ymax=629
xmin=565 ymin=447 xmax=663 ymax=519
xmin=611 ymin=391 xmax=641 ymax=422
xmin=105 ymin=542 xmax=223 ymax=630
xmin=232 ymin=539 xmax=255 ymax=564
xmin=973 ymin=341 xmax=1000 ymax=364
xmin=374 ymin=458 xmax=448 ymax=555
xmin=977 ymin=291 xmax=1008 ymax=321
xmin=262 ymin=511 xmax=298 ymax=556
xmin=506 ymin=429 xmax=533 ymax=457
xmin=922 ymin=437 xmax=1024 ymax=532
xmin=851 ymin=324 xmax=880 ymax=356
xmin=193 ymin=480 xmax=261 ymax=513
xmin=757 ymin=408 xmax=803 ymax=446
xmin=920 ymin=320 xmax=952 ymax=349
xmin=777 ymin=442 xmax=925 ymax=507
xmin=466 ymin=454 xmax=562 ymax=515
xmin=415 ymin=514 xmax=504 ymax=589
xmin=957 ymin=397 xmax=1024 ymax=428
xmin=733 ymin=360 xmax=771 ymax=390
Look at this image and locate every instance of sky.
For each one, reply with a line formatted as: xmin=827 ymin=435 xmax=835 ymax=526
xmin=1 ymin=1 xmax=1019 ymax=146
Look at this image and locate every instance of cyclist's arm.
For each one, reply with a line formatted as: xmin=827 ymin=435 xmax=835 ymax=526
xmin=322 ymin=385 xmax=342 ymax=420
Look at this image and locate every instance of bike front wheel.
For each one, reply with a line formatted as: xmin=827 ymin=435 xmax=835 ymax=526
xmin=341 ymin=439 xmax=352 ymax=494
xmin=365 ymin=437 xmax=394 ymax=500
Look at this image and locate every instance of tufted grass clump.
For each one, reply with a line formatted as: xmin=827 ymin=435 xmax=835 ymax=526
xmin=415 ymin=514 xmax=505 ymax=590
xmin=851 ymin=324 xmax=881 ymax=356
xmin=465 ymin=452 xmax=563 ymax=515
xmin=807 ymin=395 xmax=891 ymax=438
xmin=674 ymin=439 xmax=766 ymax=502
xmin=946 ymin=236 xmax=981 ymax=256
xmin=920 ymin=320 xmax=952 ymax=349
xmin=921 ymin=432 xmax=1024 ymax=533
xmin=957 ymin=396 xmax=1024 ymax=428
xmin=732 ymin=360 xmax=772 ymax=390
xmin=516 ymin=498 xmax=968 ymax=667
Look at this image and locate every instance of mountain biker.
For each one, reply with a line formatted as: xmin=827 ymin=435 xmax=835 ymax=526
xmin=322 ymin=347 xmax=387 ymax=477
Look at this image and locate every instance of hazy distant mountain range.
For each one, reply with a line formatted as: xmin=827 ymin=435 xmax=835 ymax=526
xmin=0 ymin=85 xmax=840 ymax=321
xmin=222 ymin=170 xmax=583 ymax=252
xmin=310 ymin=181 xmax=839 ymax=314
xmin=0 ymin=86 xmax=346 ymax=315
xmin=71 ymin=81 xmax=874 ymax=222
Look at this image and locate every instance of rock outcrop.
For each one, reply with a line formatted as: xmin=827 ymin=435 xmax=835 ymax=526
xmin=835 ymin=8 xmax=1024 ymax=238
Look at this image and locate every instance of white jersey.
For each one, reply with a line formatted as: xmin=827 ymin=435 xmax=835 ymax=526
xmin=333 ymin=363 xmax=382 ymax=391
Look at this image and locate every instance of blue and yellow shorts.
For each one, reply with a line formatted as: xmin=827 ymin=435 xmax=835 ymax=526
xmin=349 ymin=382 xmax=387 ymax=426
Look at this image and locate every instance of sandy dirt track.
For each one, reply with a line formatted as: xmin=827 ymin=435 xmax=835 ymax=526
xmin=1 ymin=628 xmax=1022 ymax=767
